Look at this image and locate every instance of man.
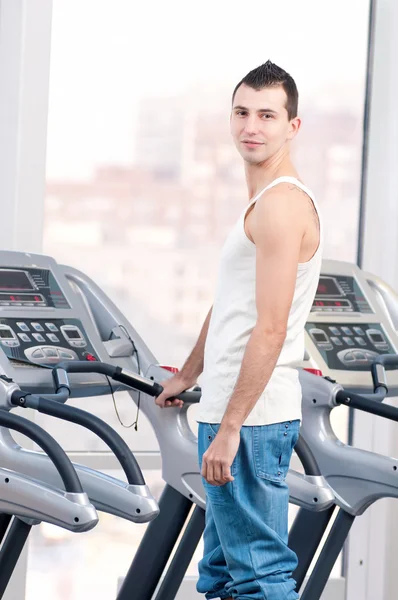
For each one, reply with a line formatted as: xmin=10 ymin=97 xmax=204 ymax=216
xmin=156 ymin=60 xmax=322 ymax=600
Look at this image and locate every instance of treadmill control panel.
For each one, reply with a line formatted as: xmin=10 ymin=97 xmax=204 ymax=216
xmin=311 ymin=275 xmax=373 ymax=314
xmin=0 ymin=318 xmax=98 ymax=366
xmin=305 ymin=322 xmax=394 ymax=370
xmin=0 ymin=267 xmax=70 ymax=309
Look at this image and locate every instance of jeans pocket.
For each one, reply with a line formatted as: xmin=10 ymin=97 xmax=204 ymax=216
xmin=253 ymin=421 xmax=300 ymax=483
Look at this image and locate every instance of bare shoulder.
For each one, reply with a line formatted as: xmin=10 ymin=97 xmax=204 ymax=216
xmin=256 ymin=182 xmax=319 ymax=230
xmin=254 ymin=183 xmax=307 ymax=220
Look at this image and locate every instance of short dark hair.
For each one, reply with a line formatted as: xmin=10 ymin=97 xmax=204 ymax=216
xmin=232 ymin=60 xmax=299 ymax=120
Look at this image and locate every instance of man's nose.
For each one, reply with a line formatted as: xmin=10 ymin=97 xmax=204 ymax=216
xmin=243 ymin=114 xmax=259 ymax=136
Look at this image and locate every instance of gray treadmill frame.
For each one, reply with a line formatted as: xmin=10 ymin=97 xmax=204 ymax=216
xmin=0 ymin=467 xmax=98 ymax=532
xmin=1 ymin=253 xmax=398 ymax=520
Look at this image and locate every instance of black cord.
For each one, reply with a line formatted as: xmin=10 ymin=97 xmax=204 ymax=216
xmin=107 ymin=324 xmax=142 ymax=431
xmin=106 ymin=374 xmax=136 ymax=429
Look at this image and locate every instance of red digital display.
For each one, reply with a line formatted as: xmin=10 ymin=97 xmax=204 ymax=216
xmin=0 ymin=294 xmax=44 ymax=303
xmin=314 ymin=299 xmax=351 ymax=308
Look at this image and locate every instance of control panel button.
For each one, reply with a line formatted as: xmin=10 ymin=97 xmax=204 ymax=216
xmin=46 ymin=333 xmax=59 ymax=343
xmin=17 ymin=322 xmax=30 ymax=332
xmin=330 ymin=336 xmax=342 ymax=346
xmin=32 ymin=333 xmax=45 ymax=342
xmin=343 ymin=337 xmax=354 ymax=346
xmin=70 ymin=340 xmax=86 ymax=348
xmin=45 ymin=323 xmax=58 ymax=332
xmin=31 ymin=323 xmax=44 ymax=332
xmin=365 ymin=350 xmax=379 ymax=360
xmin=353 ymin=327 xmax=365 ymax=336
xmin=329 ymin=327 xmax=341 ymax=336
xmin=0 ymin=303 xmax=10 ymax=306
xmin=44 ymin=347 xmax=58 ymax=358
xmin=354 ymin=337 xmax=367 ymax=346
xmin=344 ymin=351 xmax=355 ymax=361
xmin=84 ymin=353 xmax=97 ymax=362
xmin=341 ymin=327 xmax=353 ymax=336
xmin=17 ymin=333 xmax=31 ymax=343
xmin=353 ymin=351 xmax=367 ymax=361
xmin=59 ymin=350 xmax=75 ymax=360
xmin=32 ymin=349 xmax=45 ymax=359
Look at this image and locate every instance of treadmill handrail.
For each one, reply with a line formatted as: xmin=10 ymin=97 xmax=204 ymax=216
xmin=0 ymin=411 xmax=82 ymax=493
xmin=335 ymin=388 xmax=398 ymax=422
xmin=52 ymin=362 xmax=201 ymax=403
xmin=10 ymin=391 xmax=144 ymax=486
xmin=371 ymin=353 xmax=398 ymax=394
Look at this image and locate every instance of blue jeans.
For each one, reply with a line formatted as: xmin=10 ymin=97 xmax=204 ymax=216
xmin=197 ymin=420 xmax=300 ymax=600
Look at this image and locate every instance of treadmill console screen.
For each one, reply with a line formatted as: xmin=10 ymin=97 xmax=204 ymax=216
xmin=0 ymin=270 xmax=34 ymax=291
xmin=311 ymin=275 xmax=373 ymax=314
xmin=317 ymin=277 xmax=342 ymax=297
xmin=0 ymin=267 xmax=70 ymax=309
xmin=0 ymin=330 xmax=13 ymax=339
xmin=64 ymin=330 xmax=81 ymax=339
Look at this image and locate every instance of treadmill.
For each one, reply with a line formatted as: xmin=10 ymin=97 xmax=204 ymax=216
xmin=0 ymin=252 xmax=397 ymax=598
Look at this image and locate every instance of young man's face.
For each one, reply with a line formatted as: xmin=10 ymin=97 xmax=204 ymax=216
xmin=230 ymin=83 xmax=300 ymax=164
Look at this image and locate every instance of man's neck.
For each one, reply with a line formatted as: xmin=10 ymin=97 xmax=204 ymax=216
xmin=245 ymin=156 xmax=298 ymax=200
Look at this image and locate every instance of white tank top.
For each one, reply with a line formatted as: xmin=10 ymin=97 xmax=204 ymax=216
xmin=197 ymin=176 xmax=323 ymax=426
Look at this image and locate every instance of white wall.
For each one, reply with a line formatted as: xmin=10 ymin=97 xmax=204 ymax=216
xmin=0 ymin=1 xmax=52 ymax=598
xmin=0 ymin=0 xmax=52 ymax=253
